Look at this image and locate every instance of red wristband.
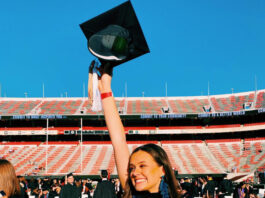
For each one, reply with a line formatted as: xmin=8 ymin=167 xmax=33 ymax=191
xmin=101 ymin=92 xmax=113 ymax=100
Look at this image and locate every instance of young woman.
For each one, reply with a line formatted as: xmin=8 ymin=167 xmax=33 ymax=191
xmin=95 ymin=64 xmax=181 ymax=198
xmin=0 ymin=159 xmax=21 ymax=198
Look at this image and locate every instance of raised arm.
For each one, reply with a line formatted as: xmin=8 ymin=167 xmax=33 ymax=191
xmin=99 ymin=70 xmax=130 ymax=188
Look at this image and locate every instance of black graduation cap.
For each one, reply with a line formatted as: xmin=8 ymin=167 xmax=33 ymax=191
xmin=66 ymin=172 xmax=74 ymax=178
xmin=101 ymin=169 xmax=108 ymax=178
xmin=80 ymin=0 xmax=150 ymax=67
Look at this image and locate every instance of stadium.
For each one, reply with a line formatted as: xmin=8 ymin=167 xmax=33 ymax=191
xmin=0 ymin=88 xmax=264 ymax=182
xmin=2 ymin=0 xmax=265 ymax=197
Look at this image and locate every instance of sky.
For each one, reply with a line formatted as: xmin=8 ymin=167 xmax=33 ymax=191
xmin=0 ymin=0 xmax=265 ymax=98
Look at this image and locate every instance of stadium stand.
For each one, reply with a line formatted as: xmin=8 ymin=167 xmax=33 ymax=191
xmin=38 ymin=99 xmax=82 ymax=115
xmin=210 ymin=92 xmax=255 ymax=112
xmin=0 ymin=99 xmax=41 ymax=115
xmin=168 ymin=97 xmax=209 ymax=114
xmin=255 ymin=91 xmax=265 ymax=108
xmin=0 ymin=138 xmax=264 ymax=175
xmin=0 ymin=90 xmax=264 ymax=115
xmin=126 ymin=98 xmax=169 ymax=114
xmin=206 ymin=139 xmax=265 ymax=173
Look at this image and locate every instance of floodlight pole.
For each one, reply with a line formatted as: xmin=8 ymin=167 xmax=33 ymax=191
xmin=125 ymin=82 xmax=127 ymax=113
xmin=83 ymin=82 xmax=85 ymax=98
xmin=80 ymin=118 xmax=83 ymax=174
xmin=255 ymin=75 xmax=257 ymax=92
xmin=165 ymin=82 xmax=167 ymax=98
xmin=43 ymin=83 xmax=45 ymax=98
xmin=46 ymin=118 xmax=49 ymax=174
xmin=208 ymin=81 xmax=210 ymax=96
xmin=124 ymin=82 xmax=127 ymax=98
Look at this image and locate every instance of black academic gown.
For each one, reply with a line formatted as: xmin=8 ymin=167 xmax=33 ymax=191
xmin=219 ymin=179 xmax=233 ymax=197
xmin=59 ymin=183 xmax=80 ymax=198
xmin=93 ymin=179 xmax=117 ymax=198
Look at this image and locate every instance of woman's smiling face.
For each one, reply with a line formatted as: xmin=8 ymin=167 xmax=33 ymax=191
xmin=129 ymin=150 xmax=164 ymax=193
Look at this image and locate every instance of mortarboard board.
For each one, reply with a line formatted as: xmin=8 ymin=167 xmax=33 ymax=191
xmin=80 ymin=0 xmax=150 ymax=67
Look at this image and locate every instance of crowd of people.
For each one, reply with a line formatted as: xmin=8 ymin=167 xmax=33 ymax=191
xmin=1 ymin=158 xmax=265 ymax=198
xmin=0 ymin=162 xmax=123 ymax=198
xmin=178 ymin=175 xmax=265 ymax=198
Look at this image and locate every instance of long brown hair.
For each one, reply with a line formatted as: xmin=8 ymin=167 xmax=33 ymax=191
xmin=0 ymin=159 xmax=21 ymax=197
xmin=123 ymin=143 xmax=181 ymax=198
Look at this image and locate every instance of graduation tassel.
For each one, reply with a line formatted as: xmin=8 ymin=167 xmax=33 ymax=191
xmin=91 ymin=72 xmax=102 ymax=112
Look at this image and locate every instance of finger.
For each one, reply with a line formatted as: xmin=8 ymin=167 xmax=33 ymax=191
xmin=89 ymin=60 xmax=95 ymax=74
